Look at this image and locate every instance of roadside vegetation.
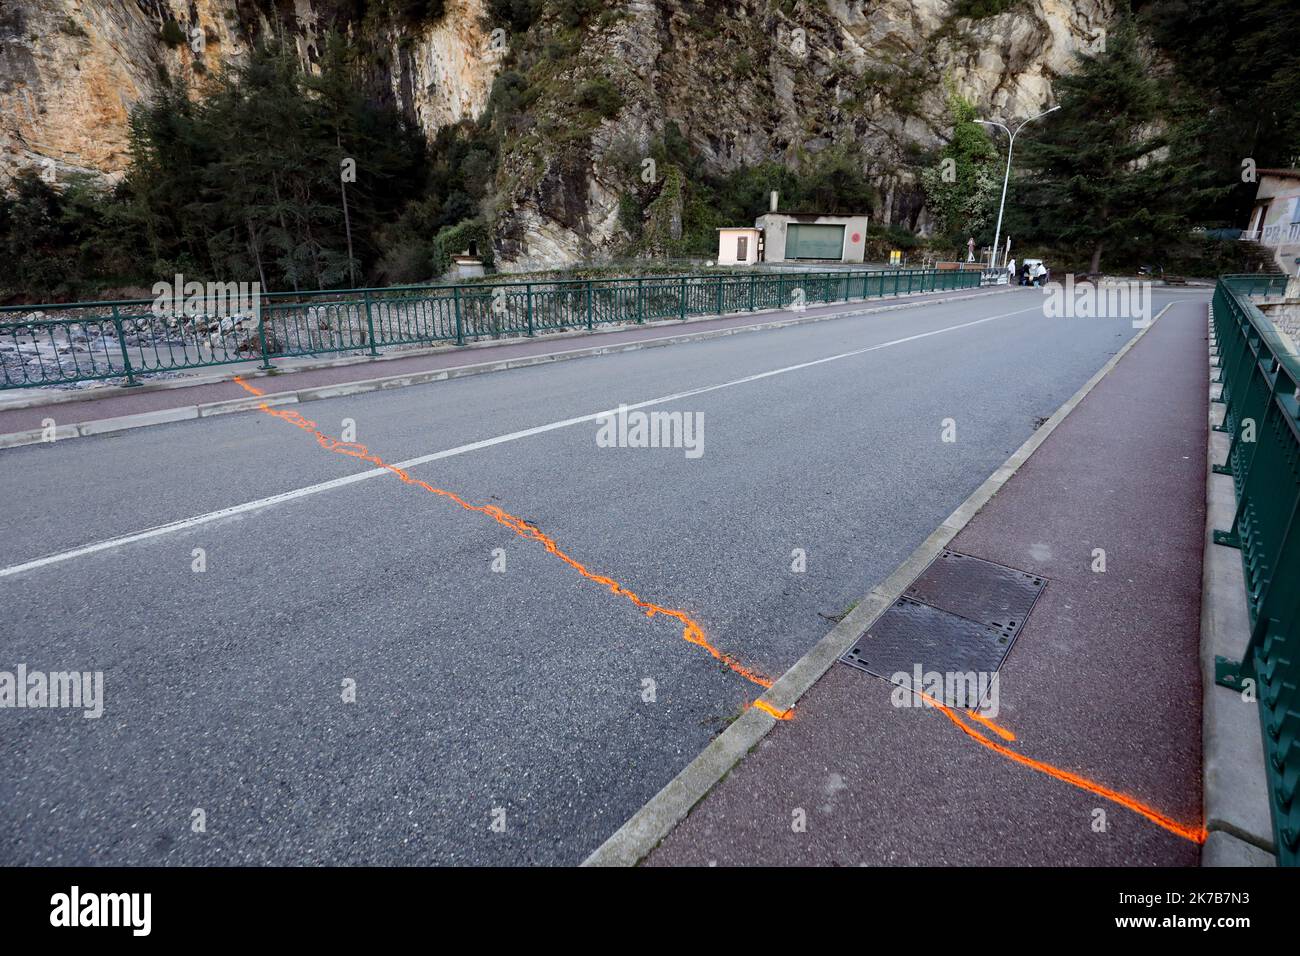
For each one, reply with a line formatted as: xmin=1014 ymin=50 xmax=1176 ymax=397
xmin=2 ymin=1 xmax=1297 ymax=303
xmin=1 ymin=37 xmax=441 ymax=302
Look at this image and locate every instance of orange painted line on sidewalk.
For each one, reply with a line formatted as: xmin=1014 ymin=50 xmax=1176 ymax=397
xmin=752 ymin=699 xmax=795 ymax=721
xmin=962 ymin=708 xmax=1016 ymax=742
xmin=915 ymin=689 xmax=1206 ymax=844
xmin=233 ymin=377 xmax=787 ymax=712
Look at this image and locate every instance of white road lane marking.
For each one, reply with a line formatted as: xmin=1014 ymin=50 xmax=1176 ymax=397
xmin=1 ymin=304 xmax=1043 ymax=578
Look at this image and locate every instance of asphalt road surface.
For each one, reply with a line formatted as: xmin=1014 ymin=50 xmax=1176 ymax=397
xmin=0 ymin=287 xmax=1202 ymax=865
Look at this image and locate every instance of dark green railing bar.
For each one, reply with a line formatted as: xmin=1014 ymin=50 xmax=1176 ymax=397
xmin=363 ymin=290 xmax=378 ymax=357
xmin=111 ymin=305 xmax=139 ymax=387
xmin=453 ymin=286 xmax=464 ymax=346
xmin=256 ymin=308 xmax=274 ymax=370
xmin=1212 ymin=274 xmax=1300 ymax=866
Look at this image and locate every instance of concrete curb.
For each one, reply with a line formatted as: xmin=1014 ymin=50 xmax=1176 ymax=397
xmin=1199 ymin=306 xmax=1278 ymax=865
xmin=0 ymin=288 xmax=1013 ymax=450
xmin=1202 ymin=830 xmax=1277 ymax=866
xmin=582 ymin=304 xmax=1173 ymax=867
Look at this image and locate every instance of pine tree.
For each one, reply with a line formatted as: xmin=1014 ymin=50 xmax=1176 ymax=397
xmin=1013 ymin=15 xmax=1186 ymax=273
xmin=118 ymin=36 xmax=430 ymax=293
xmin=1141 ymin=0 xmax=1300 ymax=224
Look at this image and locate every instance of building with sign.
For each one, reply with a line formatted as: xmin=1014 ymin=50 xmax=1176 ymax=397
xmin=1243 ymin=168 xmax=1300 ymax=273
xmin=753 ymin=211 xmax=869 ymax=263
xmin=714 ymin=192 xmax=870 ymax=266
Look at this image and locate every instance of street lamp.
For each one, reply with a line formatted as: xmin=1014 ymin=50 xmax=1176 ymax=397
xmin=976 ymin=106 xmax=1061 ymax=271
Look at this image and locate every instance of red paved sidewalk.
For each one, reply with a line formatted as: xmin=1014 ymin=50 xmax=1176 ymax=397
xmin=648 ymin=302 xmax=1208 ymax=866
xmin=0 ymin=287 xmax=999 ymax=436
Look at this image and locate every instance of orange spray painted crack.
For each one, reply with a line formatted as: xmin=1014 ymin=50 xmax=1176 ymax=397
xmin=233 ymin=377 xmax=792 ymax=718
xmin=232 ymin=378 xmax=1201 ymax=835
xmin=962 ymin=708 xmax=1016 ymax=742
xmin=913 ymin=688 xmax=1206 ymax=844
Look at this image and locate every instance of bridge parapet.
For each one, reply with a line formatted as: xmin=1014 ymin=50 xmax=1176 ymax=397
xmin=1213 ymin=274 xmax=1300 ymax=865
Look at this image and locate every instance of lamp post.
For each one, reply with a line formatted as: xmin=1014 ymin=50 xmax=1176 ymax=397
xmin=977 ymin=106 xmax=1061 ymax=271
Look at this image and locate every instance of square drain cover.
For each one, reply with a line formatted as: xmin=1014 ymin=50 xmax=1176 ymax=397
xmin=841 ymin=597 xmax=1014 ymax=683
xmin=840 ymin=550 xmax=1047 ymax=687
xmin=904 ymin=549 xmax=1045 ymax=634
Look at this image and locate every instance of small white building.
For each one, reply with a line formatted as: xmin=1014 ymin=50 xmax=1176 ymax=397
xmin=1243 ymin=168 xmax=1300 ymax=273
xmin=716 ymin=227 xmax=761 ymax=266
xmin=754 ymin=212 xmax=869 ymax=263
xmin=716 ymin=193 xmax=868 ymax=266
xmin=449 ymin=253 xmax=485 ymax=279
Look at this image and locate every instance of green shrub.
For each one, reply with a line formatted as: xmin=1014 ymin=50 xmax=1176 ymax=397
xmin=372 ymin=237 xmax=433 ymax=286
xmin=159 ymin=20 xmax=186 ymax=47
xmin=952 ymin=0 xmax=1016 ymax=18
xmin=430 ymin=218 xmax=494 ymax=277
xmin=553 ymin=0 xmax=603 ymax=29
xmin=618 ymin=192 xmax=644 ymax=239
xmin=574 ymin=77 xmax=623 ymax=118
xmin=487 ymin=0 xmax=542 ymax=33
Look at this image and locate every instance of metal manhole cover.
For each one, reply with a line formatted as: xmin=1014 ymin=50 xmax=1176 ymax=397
xmin=841 ymin=597 xmax=1014 ymax=689
xmin=904 ymin=549 xmax=1046 ymax=636
xmin=839 ymin=550 xmax=1048 ymax=689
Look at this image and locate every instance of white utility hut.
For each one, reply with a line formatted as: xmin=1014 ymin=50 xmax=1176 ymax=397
xmin=716 ymin=227 xmax=761 ymax=265
xmin=716 ymin=191 xmax=868 ymax=266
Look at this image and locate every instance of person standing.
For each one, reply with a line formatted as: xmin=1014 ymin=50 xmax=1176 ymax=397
xmin=1006 ymin=257 xmax=1016 ymax=284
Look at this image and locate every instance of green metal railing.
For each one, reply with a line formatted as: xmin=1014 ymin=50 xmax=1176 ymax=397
xmin=1212 ymin=273 xmax=1300 ymax=865
xmin=0 ymin=268 xmax=981 ymax=390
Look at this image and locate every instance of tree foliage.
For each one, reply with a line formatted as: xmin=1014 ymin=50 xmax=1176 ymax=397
xmin=125 ymin=36 xmax=428 ymax=292
xmin=612 ymin=120 xmax=881 ymax=257
xmin=1008 ymin=15 xmax=1201 ymax=273
xmin=920 ymin=87 xmax=999 ymax=243
xmin=1139 ymin=0 xmax=1300 ymax=225
xmin=0 ymin=34 xmax=511 ymax=300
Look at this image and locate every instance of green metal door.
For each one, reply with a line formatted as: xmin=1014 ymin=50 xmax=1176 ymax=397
xmin=785 ymin=223 xmax=845 ymax=260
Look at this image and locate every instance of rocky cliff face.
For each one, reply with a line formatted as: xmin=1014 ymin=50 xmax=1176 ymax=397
xmin=2 ymin=1 xmax=161 ymax=182
xmin=1 ymin=0 xmax=1112 ymax=268
xmin=493 ymin=0 xmax=1113 ymax=268
xmin=0 ymin=0 xmax=498 ymax=185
